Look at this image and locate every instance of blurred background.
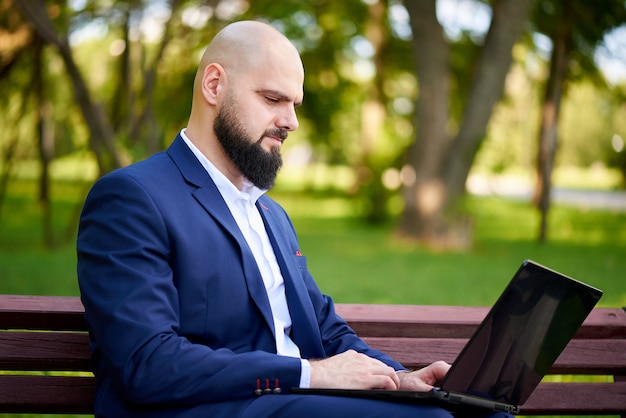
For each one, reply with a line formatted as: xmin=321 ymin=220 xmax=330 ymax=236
xmin=1 ymin=0 xmax=625 ymax=308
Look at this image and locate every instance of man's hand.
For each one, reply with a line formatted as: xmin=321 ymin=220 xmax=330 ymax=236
xmin=309 ymin=350 xmax=401 ymax=390
xmin=397 ymin=361 xmax=451 ymax=392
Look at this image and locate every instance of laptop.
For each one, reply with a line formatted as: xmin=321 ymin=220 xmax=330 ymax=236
xmin=291 ymin=260 xmax=603 ymax=414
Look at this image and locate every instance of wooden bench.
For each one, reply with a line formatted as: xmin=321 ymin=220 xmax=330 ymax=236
xmin=1 ymin=295 xmax=625 ymax=416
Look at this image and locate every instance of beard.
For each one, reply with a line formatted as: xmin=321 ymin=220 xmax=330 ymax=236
xmin=213 ymin=97 xmax=286 ymax=190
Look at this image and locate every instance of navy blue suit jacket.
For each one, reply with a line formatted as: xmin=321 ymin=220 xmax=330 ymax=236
xmin=77 ymin=135 xmax=404 ymax=417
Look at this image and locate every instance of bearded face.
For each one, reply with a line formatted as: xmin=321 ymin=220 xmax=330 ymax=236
xmin=213 ymin=94 xmax=286 ymax=190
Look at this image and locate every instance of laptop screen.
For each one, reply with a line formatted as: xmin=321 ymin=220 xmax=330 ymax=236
xmin=441 ymin=260 xmax=602 ymax=405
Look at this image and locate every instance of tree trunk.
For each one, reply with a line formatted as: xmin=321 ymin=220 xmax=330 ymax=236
xmin=33 ymin=35 xmax=56 ymax=248
xmin=0 ymin=127 xmax=21 ymax=224
xmin=110 ymin=7 xmax=133 ymax=135
xmin=14 ymin=0 xmax=122 ymax=176
xmin=442 ymin=0 xmax=533 ymax=204
xmin=399 ymin=0 xmax=451 ymax=241
xmin=0 ymin=2 xmax=35 ymax=221
xmin=0 ymin=80 xmax=33 ymax=223
xmin=399 ymin=0 xmax=532 ymax=247
xmin=533 ymin=3 xmax=574 ymax=243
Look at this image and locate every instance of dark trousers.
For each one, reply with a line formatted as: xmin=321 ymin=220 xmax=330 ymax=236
xmin=239 ymin=394 xmax=515 ymax=418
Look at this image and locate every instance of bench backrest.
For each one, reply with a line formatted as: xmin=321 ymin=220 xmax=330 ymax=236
xmin=0 ymin=295 xmax=93 ymax=413
xmin=1 ymin=295 xmax=625 ymax=415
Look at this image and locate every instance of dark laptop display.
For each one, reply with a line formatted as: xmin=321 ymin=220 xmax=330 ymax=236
xmin=440 ymin=259 xmax=602 ymax=405
xmin=292 ymin=260 xmax=603 ymax=413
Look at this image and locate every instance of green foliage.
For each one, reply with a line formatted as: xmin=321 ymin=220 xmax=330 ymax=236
xmin=3 ymin=0 xmax=626 ymax=248
xmin=475 ymin=55 xmax=626 ymax=185
xmin=531 ymin=0 xmax=626 ymax=83
xmin=560 ymin=81 xmax=626 ymax=169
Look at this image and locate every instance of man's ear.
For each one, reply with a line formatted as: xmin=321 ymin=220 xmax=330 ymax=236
xmin=201 ymin=63 xmax=225 ymax=106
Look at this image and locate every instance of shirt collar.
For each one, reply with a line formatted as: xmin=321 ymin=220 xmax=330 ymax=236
xmin=180 ymin=129 xmax=267 ymax=206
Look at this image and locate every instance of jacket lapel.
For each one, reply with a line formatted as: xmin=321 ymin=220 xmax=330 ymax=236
xmin=167 ymin=135 xmax=276 ymax=338
xmin=257 ymin=199 xmax=325 ymax=358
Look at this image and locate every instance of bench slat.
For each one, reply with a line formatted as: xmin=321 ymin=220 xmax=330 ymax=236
xmin=521 ymin=381 xmax=626 ymax=414
xmin=0 ymin=295 xmax=86 ymax=331
xmin=363 ymin=337 xmax=626 ymax=375
xmin=337 ymin=304 xmax=626 ymax=339
xmin=0 ymin=331 xmax=91 ymax=371
xmin=3 ymin=296 xmax=626 ymax=339
xmin=0 ymin=375 xmax=94 ymax=414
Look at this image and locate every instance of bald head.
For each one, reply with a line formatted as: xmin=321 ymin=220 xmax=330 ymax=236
xmin=188 ymin=21 xmax=304 ymax=135
xmin=194 ymin=21 xmax=302 ymax=91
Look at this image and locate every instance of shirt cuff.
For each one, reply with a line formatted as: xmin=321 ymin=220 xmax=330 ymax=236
xmin=299 ymin=359 xmax=311 ymax=388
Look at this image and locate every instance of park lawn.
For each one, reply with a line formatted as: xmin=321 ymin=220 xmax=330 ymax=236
xmin=276 ymin=192 xmax=626 ymax=308
xmin=0 ymin=182 xmax=624 ymax=308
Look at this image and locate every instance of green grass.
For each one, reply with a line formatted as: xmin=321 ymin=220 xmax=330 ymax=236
xmin=0 ymin=181 xmax=625 ymax=308
xmin=273 ymin=191 xmax=626 ymax=308
xmin=0 ymin=179 xmax=85 ymax=296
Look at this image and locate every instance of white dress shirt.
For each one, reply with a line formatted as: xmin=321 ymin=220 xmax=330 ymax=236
xmin=180 ymin=129 xmax=310 ymax=386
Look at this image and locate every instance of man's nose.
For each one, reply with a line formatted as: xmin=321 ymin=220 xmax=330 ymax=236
xmin=277 ymin=106 xmax=299 ymax=132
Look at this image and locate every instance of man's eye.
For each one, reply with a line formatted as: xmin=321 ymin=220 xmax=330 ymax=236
xmin=266 ymin=97 xmax=279 ymax=104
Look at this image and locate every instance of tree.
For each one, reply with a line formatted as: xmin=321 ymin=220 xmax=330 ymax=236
xmin=531 ymin=0 xmax=626 ymax=242
xmin=7 ymin=0 xmax=623 ymax=250
xmin=7 ymin=0 xmax=191 ymax=247
xmin=398 ymin=0 xmax=533 ymax=247
xmin=14 ymin=0 xmax=123 ymax=177
xmin=0 ymin=1 xmax=34 ymax=219
xmin=1 ymin=2 xmax=70 ymax=246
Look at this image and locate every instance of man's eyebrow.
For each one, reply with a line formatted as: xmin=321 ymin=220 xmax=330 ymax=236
xmin=256 ymin=89 xmax=303 ymax=107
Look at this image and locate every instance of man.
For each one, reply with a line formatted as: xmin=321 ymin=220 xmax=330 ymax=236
xmin=77 ymin=20 xmax=512 ymax=418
